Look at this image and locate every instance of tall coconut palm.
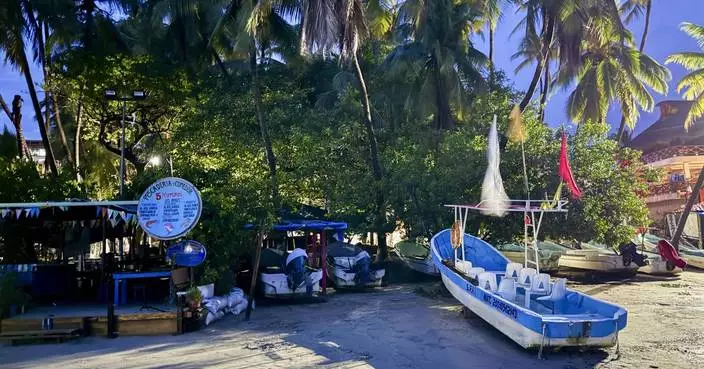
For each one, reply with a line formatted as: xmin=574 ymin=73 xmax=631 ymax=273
xmin=0 ymin=0 xmax=58 ymax=176
xmin=297 ymin=0 xmax=390 ymax=258
xmin=516 ymin=0 xmax=628 ymax=112
xmin=558 ymin=29 xmax=670 ymax=127
xmin=386 ymin=0 xmax=487 ymax=130
xmin=615 ymin=0 xmax=653 ymax=143
xmin=666 ymin=22 xmax=704 ymax=248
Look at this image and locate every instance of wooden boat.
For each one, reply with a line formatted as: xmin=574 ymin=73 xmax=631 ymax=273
xmin=497 ymin=241 xmax=569 ymax=272
xmin=258 ymin=248 xmax=323 ymax=298
xmin=393 ymin=240 xmax=439 ymax=276
xmin=431 ymin=227 xmax=627 ymax=350
xmin=327 ymin=242 xmax=385 ymax=288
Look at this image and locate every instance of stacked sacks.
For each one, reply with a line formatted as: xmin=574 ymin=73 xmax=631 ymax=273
xmin=203 ymin=287 xmax=251 ymax=326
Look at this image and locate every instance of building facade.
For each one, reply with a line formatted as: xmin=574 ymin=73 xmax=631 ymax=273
xmin=628 ymin=101 xmax=704 ymax=224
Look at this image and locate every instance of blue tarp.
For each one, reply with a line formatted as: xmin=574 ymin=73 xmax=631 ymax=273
xmin=245 ymin=219 xmax=348 ymax=232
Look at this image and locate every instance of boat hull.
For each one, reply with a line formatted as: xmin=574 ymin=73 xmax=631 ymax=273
xmin=259 ymin=270 xmax=323 ymax=298
xmin=394 ymin=250 xmax=439 ymax=276
xmin=432 ymin=229 xmax=626 ymax=349
xmin=558 ymin=251 xmax=638 ymax=274
xmin=327 ymin=265 xmax=386 ymax=288
xmin=441 ymin=273 xmax=618 ymax=349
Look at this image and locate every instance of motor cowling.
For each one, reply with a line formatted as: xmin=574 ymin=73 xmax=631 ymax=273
xmin=285 ymin=248 xmax=308 ymax=291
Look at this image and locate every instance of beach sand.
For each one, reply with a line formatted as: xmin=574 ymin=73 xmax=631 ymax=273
xmin=1 ymin=269 xmax=703 ymax=369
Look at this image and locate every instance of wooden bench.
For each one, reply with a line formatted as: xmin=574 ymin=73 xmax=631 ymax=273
xmin=0 ymin=328 xmax=81 ymax=345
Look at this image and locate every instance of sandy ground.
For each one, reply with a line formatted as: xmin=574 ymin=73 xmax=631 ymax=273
xmin=1 ymin=269 xmax=703 ymax=369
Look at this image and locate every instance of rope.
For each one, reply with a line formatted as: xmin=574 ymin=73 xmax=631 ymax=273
xmin=538 ymin=323 xmax=547 ymax=359
xmin=614 ymin=321 xmax=621 ymax=360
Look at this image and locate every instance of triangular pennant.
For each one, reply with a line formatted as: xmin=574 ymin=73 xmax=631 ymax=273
xmin=109 ymin=218 xmax=118 ymax=228
xmin=24 ymin=208 xmax=31 ymax=218
xmin=102 ymin=208 xmax=108 ymax=218
xmin=16 ymin=209 xmax=22 ymax=219
xmin=1 ymin=209 xmax=8 ymax=218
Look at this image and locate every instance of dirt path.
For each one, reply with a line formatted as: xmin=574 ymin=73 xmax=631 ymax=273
xmin=1 ymin=271 xmax=703 ymax=369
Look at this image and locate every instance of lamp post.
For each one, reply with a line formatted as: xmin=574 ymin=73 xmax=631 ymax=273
xmin=104 ymin=89 xmax=146 ymax=198
xmin=149 ymin=155 xmax=174 ymax=176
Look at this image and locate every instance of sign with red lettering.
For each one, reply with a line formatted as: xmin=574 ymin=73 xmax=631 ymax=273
xmin=137 ymin=177 xmax=202 ymax=240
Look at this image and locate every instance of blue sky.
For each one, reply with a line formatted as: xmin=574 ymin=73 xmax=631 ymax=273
xmin=1 ymin=2 xmax=703 ymax=139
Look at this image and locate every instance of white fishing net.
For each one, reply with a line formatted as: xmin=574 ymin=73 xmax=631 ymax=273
xmin=480 ymin=116 xmax=509 ymax=217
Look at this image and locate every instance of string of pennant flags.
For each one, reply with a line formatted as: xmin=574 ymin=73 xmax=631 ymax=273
xmin=0 ymin=206 xmax=139 ymax=230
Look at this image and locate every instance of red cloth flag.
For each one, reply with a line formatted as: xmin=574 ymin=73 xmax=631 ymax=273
xmin=559 ymin=132 xmax=582 ymax=199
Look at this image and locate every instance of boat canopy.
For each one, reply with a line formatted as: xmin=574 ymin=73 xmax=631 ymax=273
xmin=245 ymin=219 xmax=348 ymax=232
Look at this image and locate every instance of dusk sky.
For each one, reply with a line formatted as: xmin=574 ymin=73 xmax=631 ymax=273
xmin=1 ymin=2 xmax=704 ymax=140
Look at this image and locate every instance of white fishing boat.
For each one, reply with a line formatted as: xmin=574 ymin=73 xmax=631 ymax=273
xmin=259 ymin=248 xmax=323 ymax=298
xmin=557 ymin=244 xmax=639 ymax=275
xmin=393 ymin=239 xmax=439 ymax=276
xmin=327 ymin=242 xmax=385 ymax=288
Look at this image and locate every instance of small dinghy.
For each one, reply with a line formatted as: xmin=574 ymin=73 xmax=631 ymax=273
xmin=327 ymin=242 xmax=385 ymax=288
xmin=259 ymin=248 xmax=323 ymax=298
xmin=497 ymin=241 xmax=569 ymax=272
xmin=394 ymin=239 xmax=439 ymax=276
xmin=637 ymin=233 xmax=703 ymax=270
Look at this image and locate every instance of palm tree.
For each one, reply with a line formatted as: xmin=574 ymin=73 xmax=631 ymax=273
xmin=297 ymin=0 xmax=390 ymax=258
xmin=386 ymin=0 xmax=487 ymax=130
xmin=615 ymin=0 xmax=653 ymax=143
xmin=515 ymin=0 xmax=628 ymax=112
xmin=0 ymin=0 xmax=58 ymax=176
xmin=558 ymin=29 xmax=670 ymax=127
xmin=666 ymin=22 xmax=704 ymax=248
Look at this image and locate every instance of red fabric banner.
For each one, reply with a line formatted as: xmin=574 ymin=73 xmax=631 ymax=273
xmin=559 ymin=132 xmax=583 ymax=199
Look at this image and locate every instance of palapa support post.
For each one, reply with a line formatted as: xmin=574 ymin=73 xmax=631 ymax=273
xmin=321 ymin=230 xmax=328 ymax=295
xmin=245 ymin=230 xmax=264 ymax=320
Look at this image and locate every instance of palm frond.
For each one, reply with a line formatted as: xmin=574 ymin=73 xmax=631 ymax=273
xmin=666 ymin=52 xmax=704 ymax=70
xmin=681 ymin=22 xmax=704 ymax=50
xmin=685 ymin=92 xmax=704 ymax=130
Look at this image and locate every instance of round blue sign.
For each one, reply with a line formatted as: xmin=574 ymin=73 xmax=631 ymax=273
xmin=166 ymin=240 xmax=207 ymax=267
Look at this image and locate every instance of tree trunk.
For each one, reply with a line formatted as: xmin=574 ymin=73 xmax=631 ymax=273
xmin=617 ymin=1 xmax=651 ymax=146
xmin=250 ymin=41 xmax=280 ymax=211
xmin=671 ymin=167 xmax=704 ymax=250
xmin=2 ymin=95 xmax=31 ymax=159
xmin=18 ymin=50 xmax=57 ymax=176
xmin=519 ymin=16 xmax=555 ymax=112
xmin=351 ymin=53 xmax=387 ymax=261
xmin=639 ymin=1 xmax=652 ymax=52
xmin=488 ymin=25 xmax=495 ymax=87
xmin=539 ymin=59 xmax=550 ymax=122
xmin=434 ymin=58 xmax=451 ymax=130
xmin=75 ymin=84 xmax=85 ymax=181
xmin=39 ymin=21 xmax=73 ymax=166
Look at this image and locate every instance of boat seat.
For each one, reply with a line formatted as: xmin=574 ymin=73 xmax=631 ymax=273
xmin=455 ymin=260 xmax=472 ymax=275
xmin=477 ymin=272 xmax=497 ymax=292
xmin=467 ymin=267 xmax=485 ymax=279
xmin=537 ymin=278 xmax=567 ymax=313
xmin=504 ymin=262 xmax=523 ymax=280
xmin=531 ymin=273 xmax=551 ymax=295
xmin=517 ymin=267 xmax=537 ymax=288
xmin=497 ymin=278 xmax=516 ymax=301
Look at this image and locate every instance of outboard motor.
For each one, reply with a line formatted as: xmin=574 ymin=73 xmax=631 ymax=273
xmin=618 ymin=242 xmax=648 ymax=267
xmin=352 ymin=251 xmax=372 ymax=286
xmin=285 ymin=248 xmax=308 ymax=291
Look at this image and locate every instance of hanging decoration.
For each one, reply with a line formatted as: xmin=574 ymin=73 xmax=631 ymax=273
xmin=558 ymin=132 xmax=583 ymax=199
xmin=480 ymin=115 xmax=510 ymax=216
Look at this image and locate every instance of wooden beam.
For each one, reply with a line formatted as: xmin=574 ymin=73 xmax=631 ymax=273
xmin=245 ymin=230 xmax=264 ymax=320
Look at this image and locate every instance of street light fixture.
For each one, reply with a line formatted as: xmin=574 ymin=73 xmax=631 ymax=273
xmin=104 ymin=89 xmax=147 ymax=198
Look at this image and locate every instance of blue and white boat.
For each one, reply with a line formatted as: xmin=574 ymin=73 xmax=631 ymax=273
xmin=431 ymin=117 xmax=627 ymax=353
xmin=432 ymin=226 xmax=627 ymax=350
